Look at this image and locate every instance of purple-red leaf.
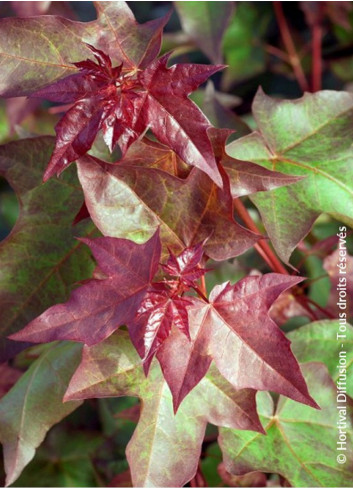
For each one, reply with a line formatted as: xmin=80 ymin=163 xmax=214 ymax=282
xmin=35 ymin=44 xmax=223 ymax=185
xmin=206 ymin=275 xmax=318 ymax=407
xmin=76 ymin=154 xmax=259 ymax=261
xmin=129 ymin=283 xmax=192 ymax=372
xmin=10 ymin=231 xmax=161 ymax=346
xmin=140 ymin=55 xmax=224 ymax=186
xmin=156 ymin=300 xmax=212 ymax=412
xmin=162 ymin=241 xmax=207 ymax=289
xmin=154 ymin=274 xmax=318 ymax=410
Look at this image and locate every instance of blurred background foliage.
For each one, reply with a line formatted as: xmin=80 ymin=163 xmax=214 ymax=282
xmin=0 ymin=1 xmax=353 ymax=486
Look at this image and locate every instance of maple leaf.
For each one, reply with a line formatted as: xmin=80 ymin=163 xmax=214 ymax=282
xmin=9 ymin=231 xmax=161 ymax=346
xmin=208 ymin=127 xmax=303 ymax=199
xmin=0 ymin=343 xmax=82 ymax=487
xmin=0 ymin=136 xmax=95 ymax=362
xmin=162 ymin=241 xmax=208 ymax=289
xmin=0 ymin=1 xmax=168 ymax=97
xmin=76 ymin=153 xmax=259 ymax=261
xmin=64 ymin=330 xmax=264 ymax=487
xmin=156 ymin=274 xmax=318 ymax=411
xmin=33 ymin=45 xmax=223 ymax=185
xmin=227 ymin=88 xmax=353 ymax=263
xmin=129 ymin=283 xmax=193 ymax=373
xmin=128 ymin=243 xmax=208 ymax=375
xmin=219 ymin=363 xmax=353 ymax=487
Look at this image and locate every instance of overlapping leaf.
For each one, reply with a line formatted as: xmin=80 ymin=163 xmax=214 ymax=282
xmin=36 ymin=48 xmax=223 ymax=185
xmin=0 ymin=342 xmax=82 ymax=487
xmin=289 ymin=320 xmax=353 ymax=396
xmin=0 ymin=1 xmax=167 ymax=96
xmin=208 ymin=128 xmax=303 ymax=198
xmin=0 ymin=137 xmax=95 ymax=362
xmin=155 ymin=274 xmax=317 ymax=411
xmin=10 ymin=231 xmax=161 ymax=346
xmin=64 ymin=330 xmax=263 ymax=488
xmin=219 ymin=363 xmax=353 ymax=487
xmin=76 ymin=152 xmax=259 ymax=261
xmin=129 ymin=243 xmax=206 ymax=374
xmin=227 ymin=89 xmax=353 ymax=263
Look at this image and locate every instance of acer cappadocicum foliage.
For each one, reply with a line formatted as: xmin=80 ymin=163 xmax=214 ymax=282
xmin=0 ymin=1 xmax=352 ymax=488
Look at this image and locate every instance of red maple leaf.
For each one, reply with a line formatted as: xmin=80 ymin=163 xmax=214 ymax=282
xmin=9 ymin=231 xmax=161 ymax=346
xmin=129 ymin=242 xmax=208 ymax=373
xmin=33 ymin=45 xmax=223 ymax=185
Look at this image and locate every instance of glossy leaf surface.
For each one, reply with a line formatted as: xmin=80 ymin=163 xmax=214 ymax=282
xmin=10 ymin=232 xmax=161 ymax=346
xmin=219 ymin=363 xmax=353 ymax=487
xmin=172 ymin=274 xmax=318 ymax=408
xmin=0 ymin=342 xmax=82 ymax=486
xmin=64 ymin=330 xmax=263 ymax=487
xmin=0 ymin=137 xmax=95 ymax=361
xmin=227 ymin=89 xmax=353 ymax=263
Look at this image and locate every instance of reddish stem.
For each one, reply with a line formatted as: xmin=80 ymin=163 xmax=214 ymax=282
xmin=199 ymin=275 xmax=207 ymax=297
xmin=273 ymin=2 xmax=310 ymax=92
xmin=193 ymin=284 xmax=209 ymax=303
xmin=311 ymin=7 xmax=323 ymax=91
xmin=233 ymin=198 xmax=289 ymax=275
xmin=305 ymin=297 xmax=336 ymax=319
xmin=295 ymin=294 xmax=320 ymax=321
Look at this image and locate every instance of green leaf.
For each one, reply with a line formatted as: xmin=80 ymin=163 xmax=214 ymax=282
xmin=0 ymin=137 xmax=95 ymax=361
xmin=219 ymin=363 xmax=353 ymax=487
xmin=175 ymin=1 xmax=234 ymax=64
xmin=0 ymin=342 xmax=82 ymax=487
xmin=222 ymin=3 xmax=270 ymax=88
xmin=227 ymin=89 xmax=353 ymax=263
xmin=12 ymin=428 xmax=102 ymax=487
xmin=64 ymin=330 xmax=263 ymax=487
xmin=289 ymin=320 xmax=353 ymax=397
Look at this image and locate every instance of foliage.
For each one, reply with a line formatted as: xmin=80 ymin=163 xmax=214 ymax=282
xmin=0 ymin=1 xmax=352 ymax=487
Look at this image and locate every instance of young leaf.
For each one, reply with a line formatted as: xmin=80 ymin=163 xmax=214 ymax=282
xmin=288 ymin=320 xmax=353 ymax=396
xmin=161 ymin=241 xmax=208 ymax=288
xmin=175 ymin=1 xmax=234 ymax=64
xmin=10 ymin=231 xmax=161 ymax=346
xmin=76 ymin=154 xmax=259 ymax=261
xmin=0 ymin=1 xmax=168 ymax=97
xmin=129 ymin=283 xmax=193 ymax=371
xmin=227 ymin=89 xmax=353 ymax=263
xmin=0 ymin=137 xmax=95 ymax=362
xmin=39 ymin=49 xmax=224 ymax=185
xmin=219 ymin=363 xmax=353 ymax=487
xmin=0 ymin=342 xmax=82 ymax=487
xmin=64 ymin=330 xmax=263 ymax=487
xmin=139 ymin=55 xmax=224 ymax=186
